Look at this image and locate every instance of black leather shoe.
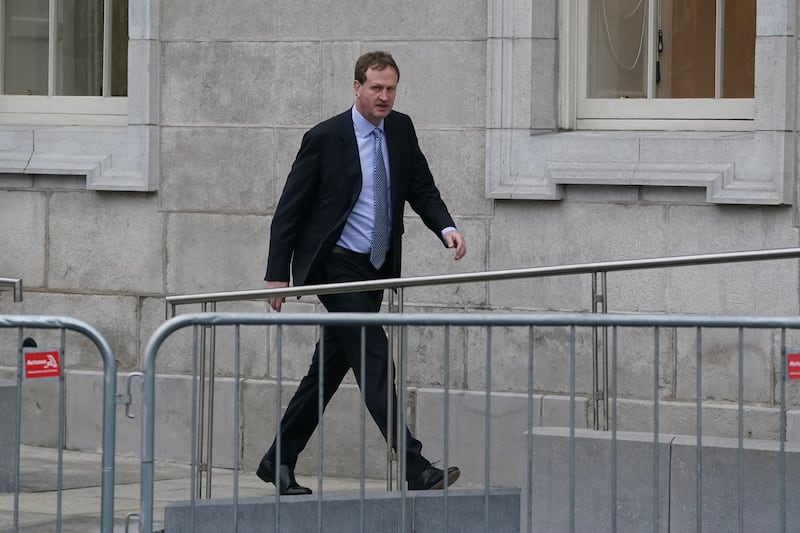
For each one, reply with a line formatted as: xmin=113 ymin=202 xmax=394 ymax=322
xmin=256 ymin=458 xmax=312 ymax=496
xmin=408 ymin=464 xmax=461 ymax=490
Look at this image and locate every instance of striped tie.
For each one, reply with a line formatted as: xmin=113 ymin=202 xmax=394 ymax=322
xmin=370 ymin=128 xmax=389 ymax=269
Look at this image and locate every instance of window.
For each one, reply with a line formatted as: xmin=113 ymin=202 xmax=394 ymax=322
xmin=486 ymin=0 xmax=793 ymax=204
xmin=572 ymin=0 xmax=756 ymax=128
xmin=0 ymin=0 xmax=128 ymax=125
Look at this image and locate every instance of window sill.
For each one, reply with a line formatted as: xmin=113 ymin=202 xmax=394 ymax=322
xmin=486 ymin=129 xmax=792 ymax=205
xmin=0 ymin=124 xmax=158 ymax=191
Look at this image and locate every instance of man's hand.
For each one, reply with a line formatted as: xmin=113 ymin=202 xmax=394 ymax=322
xmin=444 ymin=230 xmax=466 ymax=261
xmin=265 ymin=280 xmax=289 ymax=312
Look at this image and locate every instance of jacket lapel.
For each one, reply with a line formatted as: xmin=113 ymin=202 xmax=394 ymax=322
xmin=336 ymin=111 xmax=362 ymax=196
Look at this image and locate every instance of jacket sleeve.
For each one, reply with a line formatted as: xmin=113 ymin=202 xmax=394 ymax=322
xmin=404 ymin=118 xmax=456 ymax=245
xmin=265 ymin=130 xmax=321 ymax=281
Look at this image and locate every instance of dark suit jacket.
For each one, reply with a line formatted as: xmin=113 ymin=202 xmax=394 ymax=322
xmin=265 ymin=108 xmax=456 ymax=286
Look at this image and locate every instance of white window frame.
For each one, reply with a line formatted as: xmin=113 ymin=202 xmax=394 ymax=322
xmin=486 ymin=0 xmax=795 ymax=205
xmin=570 ymin=0 xmax=754 ymax=130
xmin=0 ymin=95 xmax=127 ymax=126
xmin=0 ymin=0 xmax=159 ymax=191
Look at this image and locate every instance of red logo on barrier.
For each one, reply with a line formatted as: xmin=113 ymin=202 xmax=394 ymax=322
xmin=24 ymin=350 xmax=61 ymax=379
xmin=788 ymin=353 xmax=800 ymax=380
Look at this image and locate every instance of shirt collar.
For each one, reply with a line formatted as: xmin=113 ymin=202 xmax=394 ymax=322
xmin=352 ymin=106 xmax=384 ymax=138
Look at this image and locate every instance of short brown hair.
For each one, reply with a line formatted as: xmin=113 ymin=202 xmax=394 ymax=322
xmin=354 ymin=51 xmax=400 ymax=84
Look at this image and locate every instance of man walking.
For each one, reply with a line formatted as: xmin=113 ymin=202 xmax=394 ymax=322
xmin=259 ymin=51 xmax=466 ymax=495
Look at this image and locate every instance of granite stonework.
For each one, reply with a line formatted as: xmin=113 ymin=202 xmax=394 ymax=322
xmin=165 ymin=212 xmax=269 ymax=295
xmin=160 ymin=127 xmax=275 ymax=212
xmin=0 ymin=293 xmax=139 ymax=371
xmin=48 ymin=192 xmax=163 ymax=294
xmin=0 ymin=190 xmax=47 ymax=286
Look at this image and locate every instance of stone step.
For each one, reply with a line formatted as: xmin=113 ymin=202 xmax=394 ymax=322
xmin=163 ymin=488 xmax=520 ymax=533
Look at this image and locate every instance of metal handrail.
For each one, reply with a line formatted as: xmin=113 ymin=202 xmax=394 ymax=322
xmin=164 ymin=247 xmax=800 ymax=493
xmin=0 ymin=277 xmax=23 ymax=302
xmin=166 ymin=247 xmax=800 ymax=308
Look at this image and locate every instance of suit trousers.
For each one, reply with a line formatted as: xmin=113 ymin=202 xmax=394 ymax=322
xmin=264 ymin=248 xmax=429 ymax=479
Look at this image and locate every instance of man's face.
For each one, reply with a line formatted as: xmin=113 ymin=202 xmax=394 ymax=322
xmin=354 ymin=66 xmax=398 ymax=126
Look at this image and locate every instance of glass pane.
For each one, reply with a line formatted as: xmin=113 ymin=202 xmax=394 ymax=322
xmin=722 ymin=0 xmax=755 ymax=98
xmin=4 ymin=0 xmax=49 ymax=95
xmin=657 ymin=0 xmax=716 ymax=98
xmin=56 ymin=0 xmax=103 ymax=96
xmin=110 ymin=0 xmax=127 ymax=96
xmin=586 ymin=0 xmax=649 ymax=99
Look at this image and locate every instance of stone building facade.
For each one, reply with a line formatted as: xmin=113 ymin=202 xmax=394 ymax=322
xmin=0 ymin=0 xmax=798 ymax=484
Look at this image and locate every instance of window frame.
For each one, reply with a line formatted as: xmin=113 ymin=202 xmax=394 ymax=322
xmin=567 ymin=0 xmax=755 ymax=131
xmin=0 ymin=96 xmax=127 ymax=126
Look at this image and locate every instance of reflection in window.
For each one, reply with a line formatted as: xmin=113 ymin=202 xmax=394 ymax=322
xmin=587 ymin=0 xmax=648 ymax=99
xmin=2 ymin=0 xmax=127 ymax=97
xmin=56 ymin=0 xmax=103 ymax=96
xmin=3 ymin=0 xmax=49 ymax=95
xmin=586 ymin=0 xmax=755 ymax=100
xmin=110 ymin=0 xmax=127 ymax=97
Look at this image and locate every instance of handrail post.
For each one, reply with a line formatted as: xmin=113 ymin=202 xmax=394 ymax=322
xmin=396 ymin=287 xmax=405 ymax=491
xmin=13 ymin=279 xmax=22 ymax=302
xmin=591 ymin=272 xmax=610 ymax=430
xmin=195 ymin=301 xmax=217 ymax=499
xmin=601 ymin=272 xmax=609 ymax=430
xmin=196 ymin=302 xmax=208 ymax=498
xmin=0 ymin=277 xmax=23 ymax=302
xmin=386 ymin=287 xmax=402 ymax=490
xmin=387 ymin=290 xmax=393 ymax=490
xmin=591 ymin=274 xmax=599 ymax=430
xmin=206 ymin=301 xmax=217 ymax=498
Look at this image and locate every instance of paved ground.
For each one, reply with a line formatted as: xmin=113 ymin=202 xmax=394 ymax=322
xmin=0 ymin=446 xmax=386 ymax=533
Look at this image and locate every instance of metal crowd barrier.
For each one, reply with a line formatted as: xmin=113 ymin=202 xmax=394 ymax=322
xmin=0 ymin=315 xmax=118 ymax=533
xmin=139 ymin=311 xmax=800 ymax=533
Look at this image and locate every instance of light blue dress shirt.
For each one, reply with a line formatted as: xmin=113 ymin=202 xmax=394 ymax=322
xmin=336 ymin=107 xmax=392 ymax=253
xmin=336 ymin=106 xmax=456 ymax=254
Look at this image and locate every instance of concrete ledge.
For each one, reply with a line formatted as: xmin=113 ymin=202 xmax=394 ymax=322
xmin=529 ymin=427 xmax=800 ymax=533
xmin=670 ymin=434 xmax=800 ymax=532
xmin=530 ymin=427 xmax=671 ymax=532
xmin=163 ymin=488 xmax=520 ymax=533
xmin=0 ymin=379 xmax=17 ymax=492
